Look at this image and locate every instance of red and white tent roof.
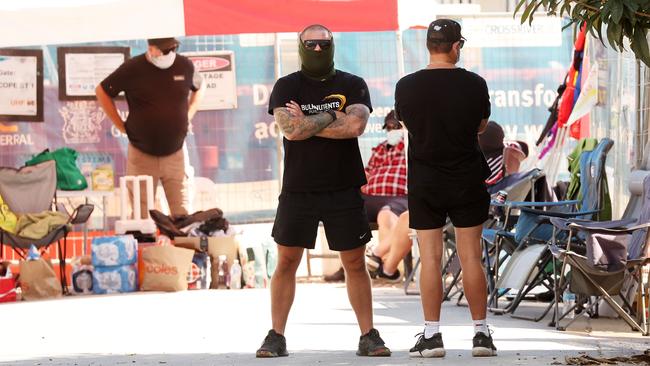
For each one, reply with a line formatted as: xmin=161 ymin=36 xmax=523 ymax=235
xmin=0 ymin=0 xmax=479 ymax=47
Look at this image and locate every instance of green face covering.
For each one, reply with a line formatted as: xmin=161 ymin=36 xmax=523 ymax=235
xmin=299 ymin=39 xmax=335 ymax=81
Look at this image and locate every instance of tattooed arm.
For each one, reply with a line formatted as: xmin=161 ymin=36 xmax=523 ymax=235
xmin=273 ymin=101 xmax=335 ymax=141
xmin=315 ymin=103 xmax=370 ymax=139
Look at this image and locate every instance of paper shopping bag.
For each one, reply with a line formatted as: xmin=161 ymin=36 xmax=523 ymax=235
xmin=19 ymin=258 xmax=62 ymax=300
xmin=141 ymin=245 xmax=194 ymax=292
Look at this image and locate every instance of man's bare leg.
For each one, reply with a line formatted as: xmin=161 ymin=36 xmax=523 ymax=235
xmin=382 ymin=212 xmax=413 ymax=274
xmin=454 ymin=225 xmax=487 ymax=320
xmin=340 ymin=245 xmax=373 ymax=333
xmin=374 ymin=209 xmax=399 ymax=256
xmin=416 ymin=229 xmax=444 ymax=321
xmin=340 ymin=245 xmax=392 ymax=356
xmin=270 ymin=245 xmax=304 ymax=334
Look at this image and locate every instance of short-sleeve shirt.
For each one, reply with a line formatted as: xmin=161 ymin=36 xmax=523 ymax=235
xmin=361 ymin=140 xmax=407 ymax=196
xmin=101 ymin=54 xmax=201 ymax=156
xmin=268 ymin=70 xmax=372 ymax=192
xmin=395 ymin=68 xmax=491 ymax=194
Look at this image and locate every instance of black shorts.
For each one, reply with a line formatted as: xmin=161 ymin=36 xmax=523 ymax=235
xmin=272 ymin=187 xmax=372 ymax=251
xmin=362 ymin=194 xmax=408 ymax=222
xmin=408 ymin=184 xmax=490 ymax=230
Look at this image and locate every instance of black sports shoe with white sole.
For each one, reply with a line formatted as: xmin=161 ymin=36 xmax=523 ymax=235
xmin=472 ymin=331 xmax=497 ymax=357
xmin=256 ymin=329 xmax=288 ymax=358
xmin=357 ymin=328 xmax=391 ymax=357
xmin=409 ymin=332 xmax=445 ymax=358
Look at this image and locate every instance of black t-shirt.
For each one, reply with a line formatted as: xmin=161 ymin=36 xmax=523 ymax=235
xmin=395 ymin=68 xmax=491 ymax=192
xmin=268 ymin=70 xmax=372 ymax=192
xmin=101 ymin=54 xmax=201 ymax=156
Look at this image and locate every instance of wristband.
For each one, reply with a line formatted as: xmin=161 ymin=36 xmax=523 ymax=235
xmin=325 ymin=109 xmax=337 ymax=121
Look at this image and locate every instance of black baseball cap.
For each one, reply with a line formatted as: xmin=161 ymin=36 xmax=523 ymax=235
xmin=427 ymin=19 xmax=464 ymax=43
xmin=147 ymin=37 xmax=180 ymax=50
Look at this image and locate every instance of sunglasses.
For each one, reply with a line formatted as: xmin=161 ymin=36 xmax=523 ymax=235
xmin=161 ymin=45 xmax=178 ymax=55
xmin=303 ymin=39 xmax=332 ymax=50
xmin=458 ymin=38 xmax=466 ymax=49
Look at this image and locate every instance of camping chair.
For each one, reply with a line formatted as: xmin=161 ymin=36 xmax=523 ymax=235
xmin=548 ymin=172 xmax=650 ymax=334
xmin=0 ymin=161 xmax=94 ymax=293
xmin=487 ymin=138 xmax=613 ymax=320
xmin=438 ymin=168 xmax=548 ymax=301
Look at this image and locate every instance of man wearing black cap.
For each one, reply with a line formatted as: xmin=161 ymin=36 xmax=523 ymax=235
xmin=394 ymin=19 xmax=497 ymax=358
xmin=96 ymin=37 xmax=205 ymax=217
xmin=256 ymin=24 xmax=391 ymax=358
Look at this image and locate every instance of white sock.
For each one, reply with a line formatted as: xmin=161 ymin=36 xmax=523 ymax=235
xmin=424 ymin=321 xmax=439 ymax=338
xmin=473 ymin=319 xmax=489 ymax=335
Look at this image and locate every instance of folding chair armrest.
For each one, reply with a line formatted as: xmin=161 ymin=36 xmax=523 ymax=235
xmin=520 ymin=207 xmax=599 ymax=219
xmin=68 ymin=204 xmax=95 ymax=225
xmin=504 ymin=199 xmax=579 ymax=208
xmin=626 ymin=258 xmax=650 ymax=268
xmin=568 ymin=221 xmax=650 ymax=234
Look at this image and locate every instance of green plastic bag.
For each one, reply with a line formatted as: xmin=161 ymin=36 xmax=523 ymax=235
xmin=25 ymin=148 xmax=88 ymax=191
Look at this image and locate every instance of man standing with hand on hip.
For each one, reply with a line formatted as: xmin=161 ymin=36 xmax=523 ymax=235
xmin=256 ymin=24 xmax=391 ymax=358
xmin=395 ymin=19 xmax=497 ymax=358
xmin=96 ymin=37 xmax=205 ymax=217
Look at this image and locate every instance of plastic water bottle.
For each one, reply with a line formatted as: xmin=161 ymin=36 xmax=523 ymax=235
xmin=563 ymin=289 xmax=576 ymax=319
xmin=216 ymin=255 xmax=230 ymax=289
xmin=230 ymin=259 xmax=242 ymax=289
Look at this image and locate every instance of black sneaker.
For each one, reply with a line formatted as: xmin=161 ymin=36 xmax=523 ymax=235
xmin=256 ymin=329 xmax=288 ymax=358
xmin=365 ymin=247 xmax=383 ymax=270
xmin=375 ymin=265 xmax=401 ymax=283
xmin=472 ymin=331 xmax=497 ymax=357
xmin=357 ymin=328 xmax=391 ymax=357
xmin=409 ymin=332 xmax=445 ymax=358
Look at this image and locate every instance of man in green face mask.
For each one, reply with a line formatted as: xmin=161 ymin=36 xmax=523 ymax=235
xmin=256 ymin=24 xmax=391 ymax=358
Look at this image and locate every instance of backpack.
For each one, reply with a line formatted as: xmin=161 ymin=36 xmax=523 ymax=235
xmin=25 ymin=148 xmax=88 ymax=191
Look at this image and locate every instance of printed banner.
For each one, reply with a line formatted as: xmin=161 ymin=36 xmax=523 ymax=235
xmin=462 ymin=17 xmax=562 ymax=48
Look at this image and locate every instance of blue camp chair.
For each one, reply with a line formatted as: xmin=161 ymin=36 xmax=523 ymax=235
xmin=486 ymin=138 xmax=613 ymax=321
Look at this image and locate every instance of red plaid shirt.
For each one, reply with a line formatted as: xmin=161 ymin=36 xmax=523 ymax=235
xmin=361 ymin=140 xmax=407 ymax=196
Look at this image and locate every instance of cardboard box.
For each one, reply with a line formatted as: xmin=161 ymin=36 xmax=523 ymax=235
xmin=174 ymin=235 xmax=239 ymax=267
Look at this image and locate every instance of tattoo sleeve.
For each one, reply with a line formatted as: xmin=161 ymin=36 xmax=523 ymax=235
xmin=316 ymin=104 xmax=370 ymax=139
xmin=273 ymin=107 xmax=334 ymax=140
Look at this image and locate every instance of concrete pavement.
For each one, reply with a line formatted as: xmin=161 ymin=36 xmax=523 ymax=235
xmin=0 ymin=283 xmax=648 ymax=365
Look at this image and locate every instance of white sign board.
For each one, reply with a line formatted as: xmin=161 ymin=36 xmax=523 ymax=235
xmin=58 ymin=47 xmax=129 ymax=100
xmin=65 ymin=54 xmax=124 ymax=96
xmin=462 ymin=17 xmax=562 ymax=48
xmin=185 ymin=51 xmax=237 ymax=110
xmin=0 ymin=49 xmax=42 ymax=121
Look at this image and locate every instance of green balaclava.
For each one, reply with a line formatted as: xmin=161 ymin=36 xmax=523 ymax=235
xmin=299 ymin=38 xmax=335 ymax=81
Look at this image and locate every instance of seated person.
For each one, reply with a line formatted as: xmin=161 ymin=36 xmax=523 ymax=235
xmin=367 ymin=121 xmax=529 ymax=281
xmin=324 ymin=110 xmax=407 ymax=282
xmin=479 ymin=121 xmax=529 ymax=191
